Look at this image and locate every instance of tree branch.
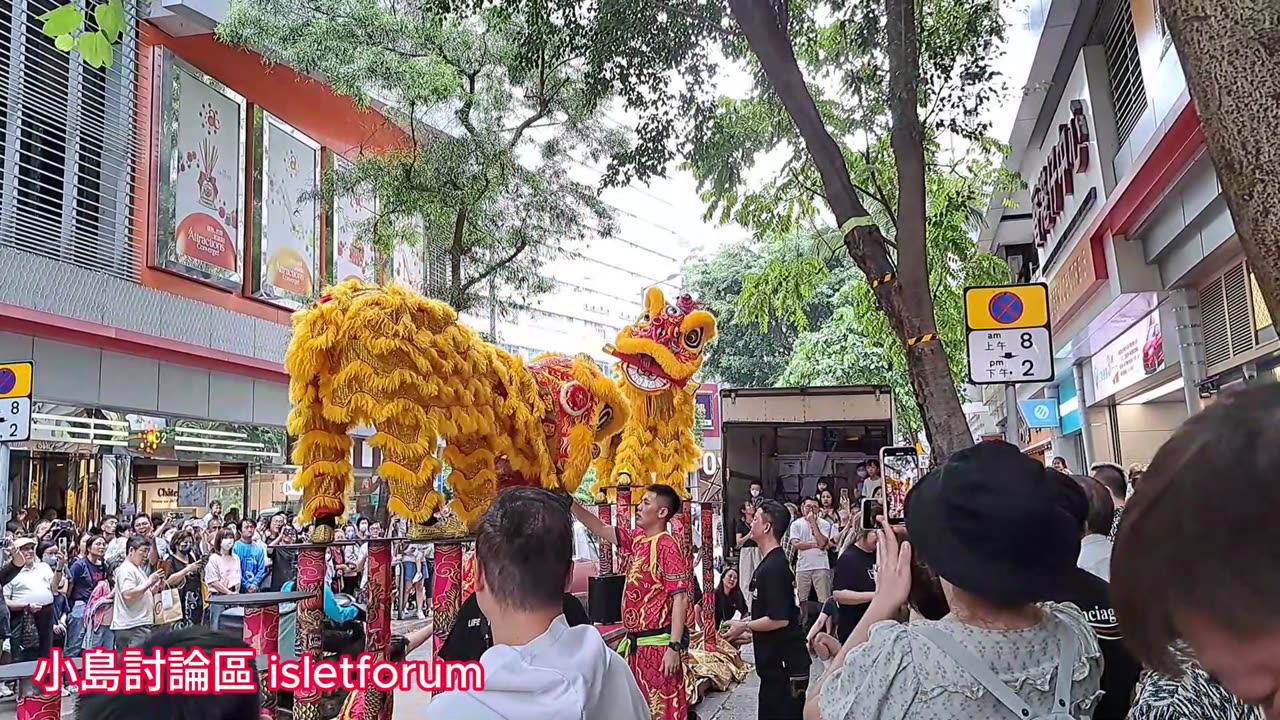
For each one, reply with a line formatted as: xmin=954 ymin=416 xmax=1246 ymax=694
xmin=726 ymin=0 xmax=890 ymax=271
xmin=462 ymin=236 xmax=531 ymax=294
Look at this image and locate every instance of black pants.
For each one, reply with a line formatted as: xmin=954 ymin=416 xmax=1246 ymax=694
xmin=341 ymin=576 xmax=359 ymax=595
xmin=757 ymin=670 xmax=809 ymax=720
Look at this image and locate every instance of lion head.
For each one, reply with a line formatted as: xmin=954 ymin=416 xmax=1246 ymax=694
xmin=525 ymin=353 xmax=629 ymax=492
xmin=607 ymin=287 xmax=717 ymax=395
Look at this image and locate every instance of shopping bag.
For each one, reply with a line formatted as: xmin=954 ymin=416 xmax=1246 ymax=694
xmin=154 ymin=589 xmax=183 ymax=625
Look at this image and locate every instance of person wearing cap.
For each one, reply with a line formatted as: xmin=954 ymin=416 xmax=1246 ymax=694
xmin=3 ymin=537 xmax=59 ymax=661
xmin=805 ymin=440 xmax=1102 ymax=720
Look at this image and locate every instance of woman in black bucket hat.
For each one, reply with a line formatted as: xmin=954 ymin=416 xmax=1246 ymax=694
xmin=804 ymin=440 xmax=1105 ymax=720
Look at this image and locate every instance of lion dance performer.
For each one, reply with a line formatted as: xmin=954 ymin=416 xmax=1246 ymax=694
xmin=286 ymin=279 xmax=628 ymax=720
xmin=286 ymin=279 xmax=628 ymax=541
xmin=589 ymin=288 xmax=750 ymax=716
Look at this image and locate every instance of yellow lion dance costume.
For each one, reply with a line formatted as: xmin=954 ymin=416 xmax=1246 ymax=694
xmin=285 ymin=279 xmax=628 ymax=541
xmin=595 ymin=287 xmax=717 ymax=497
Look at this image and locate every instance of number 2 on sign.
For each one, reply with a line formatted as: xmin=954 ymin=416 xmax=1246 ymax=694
xmin=1021 ymin=360 xmax=1035 ymax=377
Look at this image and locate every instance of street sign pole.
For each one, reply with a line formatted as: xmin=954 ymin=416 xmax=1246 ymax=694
xmin=963 ymin=285 xmax=1055 ymax=446
xmin=1005 ymin=385 xmax=1019 ymax=444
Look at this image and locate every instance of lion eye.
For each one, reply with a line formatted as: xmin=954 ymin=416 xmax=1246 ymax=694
xmin=597 ymin=406 xmax=613 ymax=430
xmin=684 ymin=328 xmax=703 ymax=349
xmin=637 ymin=312 xmax=651 ymax=325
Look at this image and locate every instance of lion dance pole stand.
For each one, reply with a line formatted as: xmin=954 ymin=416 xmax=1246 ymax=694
xmin=700 ymin=502 xmax=717 ymax=650
xmin=293 ymin=545 xmax=330 ymax=720
xmin=595 ymin=501 xmax=614 ymax=574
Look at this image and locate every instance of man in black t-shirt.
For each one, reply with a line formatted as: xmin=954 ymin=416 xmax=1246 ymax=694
xmin=724 ymin=499 xmax=809 ymax=720
xmin=437 ymin=592 xmax=592 ymax=662
xmin=1049 ymin=470 xmax=1140 ymax=719
xmin=830 ymin=522 xmax=877 ymax=641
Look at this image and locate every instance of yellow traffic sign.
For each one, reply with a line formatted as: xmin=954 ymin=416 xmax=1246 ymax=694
xmin=964 ymin=284 xmax=1050 ymax=331
xmin=0 ymin=361 xmax=33 ymax=399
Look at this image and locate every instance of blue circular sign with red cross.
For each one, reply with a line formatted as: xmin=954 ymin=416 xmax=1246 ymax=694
xmin=988 ymin=291 xmax=1025 ymax=325
xmin=0 ymin=369 xmax=14 ymax=395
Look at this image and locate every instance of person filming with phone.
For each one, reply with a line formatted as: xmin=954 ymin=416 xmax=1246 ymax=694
xmin=806 ymin=440 xmax=1102 ymax=720
xmin=112 ymin=536 xmax=165 ymax=650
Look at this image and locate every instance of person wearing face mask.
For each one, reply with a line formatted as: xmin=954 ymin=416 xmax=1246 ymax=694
xmin=204 ymin=529 xmax=241 ymax=630
xmin=340 ymin=524 xmax=365 ymax=596
xmin=162 ymin=530 xmax=207 ymax=630
xmin=5 ymin=539 xmax=59 ymax=661
xmin=66 ymin=535 xmax=107 ymax=658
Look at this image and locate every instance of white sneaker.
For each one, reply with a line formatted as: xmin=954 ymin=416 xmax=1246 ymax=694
xmin=417 ymin=611 xmax=425 ymax=620
xmin=0 ymin=684 xmax=14 ymax=698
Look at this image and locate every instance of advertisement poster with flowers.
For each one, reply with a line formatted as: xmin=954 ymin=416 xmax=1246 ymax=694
xmin=332 ymin=157 xmax=379 ymax=284
xmin=170 ymin=70 xmax=242 ymax=285
xmin=259 ymin=117 xmax=319 ymax=307
xmin=393 ymin=240 xmax=424 ymax=293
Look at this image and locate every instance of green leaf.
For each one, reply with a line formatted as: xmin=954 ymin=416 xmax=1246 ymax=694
xmin=77 ymin=31 xmax=113 ymax=69
xmin=54 ymin=34 xmax=75 ymax=52
xmin=38 ymin=4 xmax=83 ymax=39
xmin=95 ymin=0 xmax=126 ymax=43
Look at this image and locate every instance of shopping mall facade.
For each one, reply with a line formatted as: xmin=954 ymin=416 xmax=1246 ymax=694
xmin=979 ymin=0 xmax=1273 ymax=470
xmin=0 ymin=0 xmax=417 ymax=526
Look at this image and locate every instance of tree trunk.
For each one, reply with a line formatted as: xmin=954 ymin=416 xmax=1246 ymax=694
xmin=1159 ymin=0 xmax=1280 ymax=324
xmin=450 ymin=209 xmax=466 ymax=308
xmin=727 ymin=0 xmax=974 ymax=458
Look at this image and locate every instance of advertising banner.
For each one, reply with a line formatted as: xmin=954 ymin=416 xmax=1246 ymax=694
xmin=259 ymin=116 xmax=319 ymax=306
xmin=1092 ymin=311 xmax=1166 ymax=401
xmin=170 ymin=69 xmax=242 ymax=284
xmin=332 ymin=157 xmax=379 ymax=284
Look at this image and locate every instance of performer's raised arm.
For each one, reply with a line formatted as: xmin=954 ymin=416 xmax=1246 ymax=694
xmin=570 ymin=501 xmax=619 ymax=547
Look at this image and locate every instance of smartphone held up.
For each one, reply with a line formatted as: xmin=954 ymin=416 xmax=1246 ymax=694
xmin=863 ymin=446 xmax=921 ymax=529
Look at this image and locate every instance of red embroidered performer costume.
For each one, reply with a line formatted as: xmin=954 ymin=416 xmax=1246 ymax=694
xmin=618 ymin=526 xmax=691 ymax=720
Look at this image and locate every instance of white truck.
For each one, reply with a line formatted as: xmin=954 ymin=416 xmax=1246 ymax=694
xmin=719 ymin=385 xmax=896 ymax=552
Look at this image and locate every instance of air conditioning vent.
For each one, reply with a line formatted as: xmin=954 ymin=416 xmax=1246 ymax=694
xmin=1200 ymin=261 xmax=1258 ymax=369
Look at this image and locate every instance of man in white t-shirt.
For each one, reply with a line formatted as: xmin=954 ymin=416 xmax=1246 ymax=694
xmin=788 ymin=498 xmax=834 ymax=605
xmin=112 ymin=536 xmax=165 ymax=650
xmin=430 ymin=488 xmax=647 ymax=720
xmin=4 ymin=538 xmax=57 ymax=661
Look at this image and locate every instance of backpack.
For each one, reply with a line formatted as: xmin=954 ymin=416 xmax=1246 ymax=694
xmin=915 ymin=624 xmax=1082 ymax=720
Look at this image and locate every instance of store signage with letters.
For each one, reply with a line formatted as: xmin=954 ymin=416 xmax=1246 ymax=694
xmin=1032 ymin=100 xmax=1092 ymax=248
xmin=1049 ymin=236 xmax=1107 ymax=327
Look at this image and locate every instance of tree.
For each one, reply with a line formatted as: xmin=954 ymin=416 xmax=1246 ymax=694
xmin=760 ymin=169 xmax=1012 ymax=434
xmin=37 ymin=0 xmax=125 ymax=69
xmin=1155 ymin=1 xmax=1280 ymax=324
xmin=681 ymin=237 xmax=848 ymax=387
xmin=218 ymin=2 xmax=623 ymax=313
xmin=477 ymin=0 xmax=1006 ymax=458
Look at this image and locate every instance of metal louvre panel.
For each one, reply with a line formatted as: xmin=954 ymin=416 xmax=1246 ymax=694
xmin=1222 ymin=262 xmax=1255 ymax=356
xmin=1200 ymin=271 xmax=1230 ymax=367
xmin=1102 ymin=0 xmax=1148 ymax=147
xmin=0 ymin=0 xmax=143 ymax=282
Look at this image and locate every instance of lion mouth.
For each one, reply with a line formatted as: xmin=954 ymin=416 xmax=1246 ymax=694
xmin=608 ymin=349 xmax=683 ymax=392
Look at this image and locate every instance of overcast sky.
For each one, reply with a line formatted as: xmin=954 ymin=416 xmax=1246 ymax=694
xmin=571 ymin=3 xmax=1039 ymax=271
